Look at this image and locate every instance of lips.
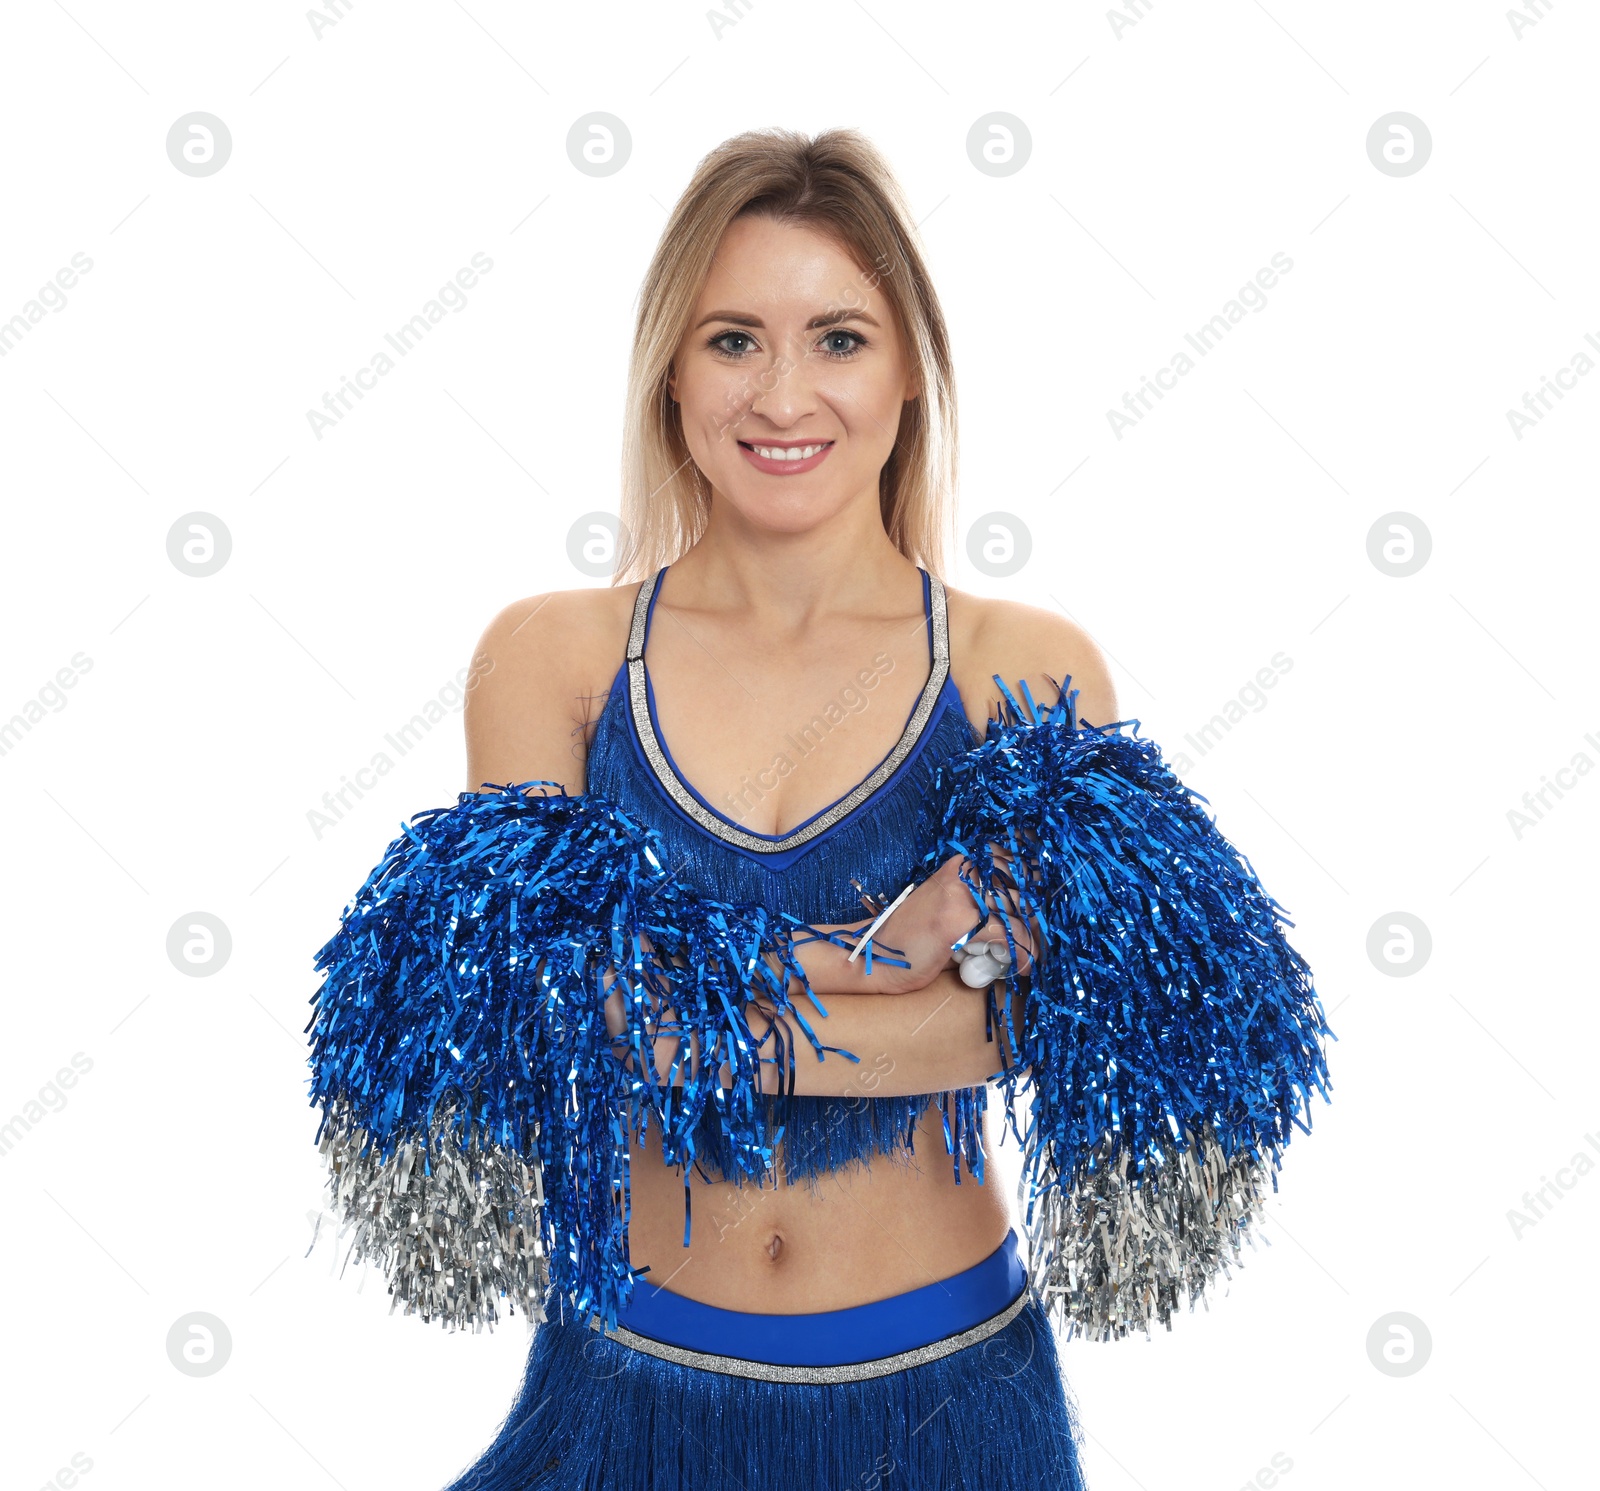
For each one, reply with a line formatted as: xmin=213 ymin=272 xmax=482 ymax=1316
xmin=737 ymin=440 xmax=835 ymax=475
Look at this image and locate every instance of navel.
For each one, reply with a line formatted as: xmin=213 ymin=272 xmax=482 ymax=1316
xmin=765 ymin=1231 xmax=784 ymax=1263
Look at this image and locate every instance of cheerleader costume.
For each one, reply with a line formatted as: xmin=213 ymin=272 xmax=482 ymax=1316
xmin=305 ymin=565 xmax=1334 ymax=1490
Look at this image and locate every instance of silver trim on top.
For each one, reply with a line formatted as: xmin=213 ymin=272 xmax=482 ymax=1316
xmin=596 ymin=1285 xmax=1031 ymax=1383
xmin=625 ymin=568 xmax=950 ymax=854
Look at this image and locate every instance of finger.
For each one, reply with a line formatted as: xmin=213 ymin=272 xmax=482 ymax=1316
xmin=980 ymin=917 xmax=1035 ymax=975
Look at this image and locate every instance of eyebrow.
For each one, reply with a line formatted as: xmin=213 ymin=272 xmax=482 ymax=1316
xmin=693 ymin=308 xmax=882 ymax=332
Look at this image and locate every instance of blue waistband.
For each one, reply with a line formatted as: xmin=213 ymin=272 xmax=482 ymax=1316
xmin=611 ymin=1228 xmax=1025 ymax=1366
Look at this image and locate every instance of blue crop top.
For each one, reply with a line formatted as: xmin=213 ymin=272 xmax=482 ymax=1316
xmin=583 ymin=564 xmax=994 ymax=1187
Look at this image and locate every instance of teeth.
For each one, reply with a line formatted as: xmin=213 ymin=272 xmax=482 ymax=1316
xmin=752 ymin=443 xmax=825 ymax=461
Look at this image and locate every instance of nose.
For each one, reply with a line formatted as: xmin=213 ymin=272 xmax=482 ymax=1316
xmin=746 ymin=345 xmax=818 ymax=431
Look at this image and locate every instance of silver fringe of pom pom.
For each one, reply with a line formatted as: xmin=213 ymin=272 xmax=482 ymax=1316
xmin=1023 ymin=1123 xmax=1274 ymax=1342
xmin=310 ymin=1098 xmax=550 ymax=1333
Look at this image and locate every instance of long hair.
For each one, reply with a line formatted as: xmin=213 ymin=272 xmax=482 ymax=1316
xmin=615 ymin=127 xmax=958 ymax=584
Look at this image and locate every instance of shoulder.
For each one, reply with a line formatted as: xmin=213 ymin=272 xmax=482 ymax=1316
xmin=943 ymin=583 xmax=1120 ymax=731
xmin=462 ymin=582 xmax=641 ymax=794
xmin=470 ymin=583 xmax=636 ymax=674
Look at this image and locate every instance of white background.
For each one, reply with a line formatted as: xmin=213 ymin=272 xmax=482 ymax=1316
xmin=2 ymin=2 xmax=1595 ymax=1488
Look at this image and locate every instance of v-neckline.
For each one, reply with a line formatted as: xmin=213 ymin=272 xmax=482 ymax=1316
xmin=623 ymin=565 xmax=952 ymax=854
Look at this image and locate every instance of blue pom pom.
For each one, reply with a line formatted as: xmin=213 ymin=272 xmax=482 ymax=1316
xmin=306 ymin=783 xmax=854 ymax=1333
xmin=923 ymin=677 xmax=1335 ymax=1338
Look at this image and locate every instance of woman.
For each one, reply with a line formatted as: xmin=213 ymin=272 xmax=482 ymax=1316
xmin=457 ymin=127 xmax=1104 ymax=1487
xmin=306 ymin=127 xmax=1329 ymax=1491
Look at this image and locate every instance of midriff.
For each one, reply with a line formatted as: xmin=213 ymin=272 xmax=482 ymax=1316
xmin=622 ymin=1099 xmax=1011 ymax=1314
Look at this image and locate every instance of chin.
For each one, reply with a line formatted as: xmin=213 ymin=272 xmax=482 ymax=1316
xmin=718 ymin=486 xmax=857 ymax=533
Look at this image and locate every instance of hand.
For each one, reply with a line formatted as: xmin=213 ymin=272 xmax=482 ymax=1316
xmin=845 ymin=854 xmax=975 ymax=996
xmin=923 ymin=851 xmax=1037 ymax=988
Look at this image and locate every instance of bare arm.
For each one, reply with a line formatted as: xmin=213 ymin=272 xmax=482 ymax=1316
xmin=463 ymin=590 xmax=609 ymax=796
xmin=752 ymin=970 xmax=1027 ymax=1097
xmin=463 ymin=591 xmax=1036 ymax=1097
xmin=954 ymin=588 xmax=1120 ymax=733
xmin=610 ymin=968 xmax=1027 ymax=1099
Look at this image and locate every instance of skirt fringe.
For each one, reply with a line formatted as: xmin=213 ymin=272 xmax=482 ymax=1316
xmin=440 ymin=1291 xmax=1088 ymax=1491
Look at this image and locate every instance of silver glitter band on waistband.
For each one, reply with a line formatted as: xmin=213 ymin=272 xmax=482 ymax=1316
xmin=592 ymin=1284 xmax=1032 ymax=1383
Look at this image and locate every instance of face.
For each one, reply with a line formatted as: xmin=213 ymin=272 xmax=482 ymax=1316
xmin=667 ymin=214 xmax=921 ymax=534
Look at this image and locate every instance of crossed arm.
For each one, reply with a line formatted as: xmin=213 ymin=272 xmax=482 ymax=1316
xmin=605 ymin=848 xmax=1041 ymax=1098
xmin=737 ymin=968 xmax=1032 ymax=1098
xmin=464 ymin=585 xmax=1113 ymax=1104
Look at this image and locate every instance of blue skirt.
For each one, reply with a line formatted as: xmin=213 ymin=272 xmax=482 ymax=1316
xmin=442 ymin=1229 xmax=1089 ymax=1490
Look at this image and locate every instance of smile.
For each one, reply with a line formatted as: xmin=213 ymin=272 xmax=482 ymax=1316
xmin=738 ymin=440 xmax=835 ymax=474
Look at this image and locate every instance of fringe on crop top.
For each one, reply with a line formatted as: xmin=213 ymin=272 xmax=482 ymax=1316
xmin=581 ymin=563 xmax=990 ymax=1186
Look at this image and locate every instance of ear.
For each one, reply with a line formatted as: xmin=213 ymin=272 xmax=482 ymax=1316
xmin=903 ymin=364 xmax=923 ymax=402
xmin=667 ymin=364 xmax=678 ymax=404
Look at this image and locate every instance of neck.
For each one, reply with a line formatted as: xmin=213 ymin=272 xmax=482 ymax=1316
xmin=665 ymin=502 xmax=924 ymax=633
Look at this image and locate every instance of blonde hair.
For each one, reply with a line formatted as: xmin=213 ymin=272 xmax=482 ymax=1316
xmin=614 ymin=127 xmax=958 ymax=584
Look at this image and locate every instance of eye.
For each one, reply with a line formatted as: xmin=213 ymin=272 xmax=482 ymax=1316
xmin=817 ymin=329 xmax=867 ymax=359
xmin=707 ymin=329 xmax=757 ymax=358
